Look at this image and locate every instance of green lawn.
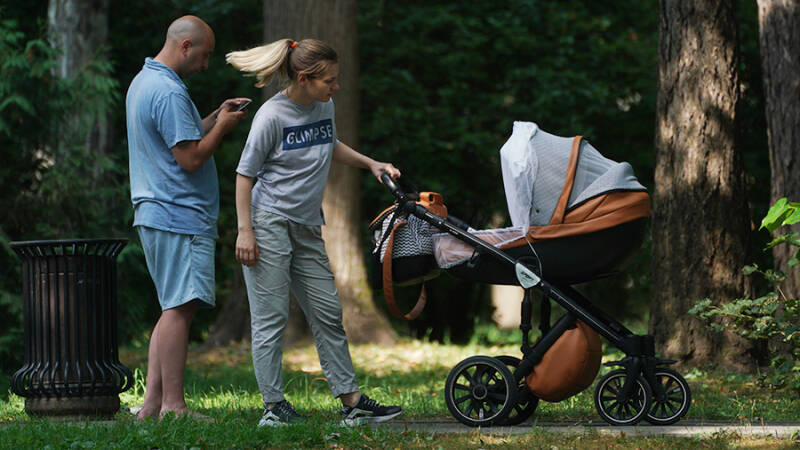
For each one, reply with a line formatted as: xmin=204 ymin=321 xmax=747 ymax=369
xmin=1 ymin=339 xmax=799 ymax=448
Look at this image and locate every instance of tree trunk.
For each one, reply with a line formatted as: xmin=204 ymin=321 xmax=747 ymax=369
xmin=256 ymin=0 xmax=395 ymax=345
xmin=651 ymin=0 xmax=756 ymax=370
xmin=47 ymin=0 xmax=111 ymax=169
xmin=757 ymin=0 xmax=800 ymax=300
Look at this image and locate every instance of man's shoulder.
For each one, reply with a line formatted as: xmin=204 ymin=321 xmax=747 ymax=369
xmin=129 ymin=68 xmax=186 ymax=101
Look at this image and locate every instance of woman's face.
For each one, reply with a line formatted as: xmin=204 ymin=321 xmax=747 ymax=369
xmin=303 ymin=62 xmax=340 ymax=103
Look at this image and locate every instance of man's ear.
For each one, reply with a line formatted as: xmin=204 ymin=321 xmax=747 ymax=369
xmin=179 ymin=38 xmax=192 ymax=56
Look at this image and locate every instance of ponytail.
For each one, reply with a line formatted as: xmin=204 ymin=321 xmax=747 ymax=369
xmin=227 ymin=38 xmax=338 ymax=88
xmin=226 ymin=38 xmax=293 ymax=88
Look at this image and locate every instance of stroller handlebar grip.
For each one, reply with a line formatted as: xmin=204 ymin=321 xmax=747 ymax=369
xmin=380 ymin=173 xmax=406 ymax=202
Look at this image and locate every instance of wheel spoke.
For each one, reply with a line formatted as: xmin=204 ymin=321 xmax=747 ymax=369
xmin=612 ymin=402 xmax=624 ymax=418
xmin=453 ymin=382 xmax=470 ymax=392
xmin=488 ymin=391 xmax=507 ymax=402
xmin=666 ymin=400 xmax=679 ymax=415
xmin=464 ymin=401 xmax=475 ymax=417
xmin=454 ymin=393 xmax=471 ymax=405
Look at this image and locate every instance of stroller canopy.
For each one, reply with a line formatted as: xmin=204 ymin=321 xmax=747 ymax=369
xmin=500 ymin=122 xmax=645 ymax=231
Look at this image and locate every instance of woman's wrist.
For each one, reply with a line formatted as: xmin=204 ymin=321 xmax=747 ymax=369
xmin=238 ymin=225 xmax=254 ymax=232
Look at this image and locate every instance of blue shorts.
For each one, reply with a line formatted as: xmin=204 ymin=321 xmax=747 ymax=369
xmin=137 ymin=226 xmax=216 ymax=310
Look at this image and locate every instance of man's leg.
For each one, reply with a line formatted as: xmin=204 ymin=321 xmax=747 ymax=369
xmin=136 ymin=226 xmax=215 ymax=420
xmin=137 ymin=320 xmax=163 ymax=420
xmin=157 ymin=300 xmax=198 ymax=414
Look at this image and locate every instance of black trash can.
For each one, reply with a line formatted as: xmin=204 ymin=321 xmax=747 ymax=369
xmin=9 ymin=239 xmax=134 ymax=418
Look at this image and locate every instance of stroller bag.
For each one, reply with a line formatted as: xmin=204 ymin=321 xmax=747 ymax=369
xmin=526 ymin=318 xmax=602 ymax=402
xmin=369 ymin=192 xmax=447 ymax=319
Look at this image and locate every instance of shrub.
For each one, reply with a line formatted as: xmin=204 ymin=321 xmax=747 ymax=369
xmin=690 ymin=198 xmax=800 ymax=392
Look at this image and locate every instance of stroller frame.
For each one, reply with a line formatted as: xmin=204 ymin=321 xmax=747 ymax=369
xmin=379 ymin=174 xmax=691 ymax=427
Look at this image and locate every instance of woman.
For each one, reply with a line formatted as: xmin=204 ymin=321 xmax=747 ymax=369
xmin=226 ymin=38 xmax=402 ymax=427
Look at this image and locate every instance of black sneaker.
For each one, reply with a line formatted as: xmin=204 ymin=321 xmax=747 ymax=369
xmin=340 ymin=394 xmax=402 ymax=426
xmin=258 ymin=400 xmax=304 ymax=427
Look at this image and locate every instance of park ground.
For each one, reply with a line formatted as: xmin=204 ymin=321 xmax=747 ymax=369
xmin=1 ymin=335 xmax=799 ymax=448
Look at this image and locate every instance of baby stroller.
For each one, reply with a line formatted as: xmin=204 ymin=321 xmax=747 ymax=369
xmin=370 ymin=122 xmax=691 ymax=427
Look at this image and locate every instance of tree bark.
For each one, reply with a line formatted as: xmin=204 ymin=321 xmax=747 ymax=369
xmin=213 ymin=0 xmax=395 ymax=346
xmin=47 ymin=0 xmax=111 ymax=168
xmin=651 ymin=0 xmax=756 ymax=370
xmin=757 ymin=0 xmax=800 ymax=299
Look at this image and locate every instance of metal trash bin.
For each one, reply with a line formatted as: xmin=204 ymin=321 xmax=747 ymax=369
xmin=9 ymin=239 xmax=134 ymax=418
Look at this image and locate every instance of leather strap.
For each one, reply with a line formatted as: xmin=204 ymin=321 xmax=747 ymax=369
xmin=382 ymin=220 xmax=427 ymax=320
xmin=549 ymin=136 xmax=583 ymax=225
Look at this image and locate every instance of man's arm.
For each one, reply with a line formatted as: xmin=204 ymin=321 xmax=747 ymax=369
xmin=172 ymin=105 xmax=247 ymax=172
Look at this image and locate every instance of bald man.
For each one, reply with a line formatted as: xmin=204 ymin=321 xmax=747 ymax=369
xmin=125 ymin=15 xmax=250 ymax=420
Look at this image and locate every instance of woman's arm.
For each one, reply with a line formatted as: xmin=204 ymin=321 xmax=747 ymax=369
xmin=235 ymin=174 xmax=259 ymax=266
xmin=332 ymin=141 xmax=401 ymax=181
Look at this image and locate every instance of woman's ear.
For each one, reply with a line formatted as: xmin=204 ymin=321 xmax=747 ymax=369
xmin=296 ymin=73 xmax=308 ymax=85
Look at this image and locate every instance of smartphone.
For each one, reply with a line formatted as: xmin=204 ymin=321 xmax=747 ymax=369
xmin=236 ymin=100 xmax=252 ymax=112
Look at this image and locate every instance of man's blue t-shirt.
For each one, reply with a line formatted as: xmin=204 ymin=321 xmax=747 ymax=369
xmin=126 ymin=58 xmax=219 ymax=239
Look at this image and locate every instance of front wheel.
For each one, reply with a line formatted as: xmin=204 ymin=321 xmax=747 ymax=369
xmin=444 ymin=356 xmax=517 ymax=427
xmin=594 ymin=369 xmax=652 ymax=426
xmin=645 ymin=368 xmax=691 ymax=425
xmin=495 ymin=355 xmax=539 ymax=426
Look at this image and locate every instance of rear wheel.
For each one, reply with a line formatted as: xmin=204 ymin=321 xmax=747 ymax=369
xmin=444 ymin=356 xmax=517 ymax=427
xmin=495 ymin=355 xmax=539 ymax=426
xmin=645 ymin=368 xmax=691 ymax=425
xmin=594 ymin=369 xmax=652 ymax=426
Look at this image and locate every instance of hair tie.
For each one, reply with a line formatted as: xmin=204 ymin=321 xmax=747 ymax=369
xmin=290 ymin=41 xmax=298 ymax=49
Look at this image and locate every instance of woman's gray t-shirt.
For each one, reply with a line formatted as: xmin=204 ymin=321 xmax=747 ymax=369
xmin=236 ymin=92 xmax=337 ymax=225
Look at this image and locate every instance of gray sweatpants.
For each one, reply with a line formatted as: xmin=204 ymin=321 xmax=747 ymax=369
xmin=243 ymin=209 xmax=358 ymax=403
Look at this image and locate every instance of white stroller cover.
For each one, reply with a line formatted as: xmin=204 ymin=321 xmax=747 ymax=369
xmin=433 ymin=121 xmax=646 ymax=269
xmin=501 ymin=121 xmax=645 ymax=230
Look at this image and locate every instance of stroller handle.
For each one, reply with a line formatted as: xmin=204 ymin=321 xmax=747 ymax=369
xmin=380 ymin=172 xmax=407 ymax=203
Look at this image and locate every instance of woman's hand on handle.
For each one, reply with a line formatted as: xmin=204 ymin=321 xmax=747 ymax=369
xmin=236 ymin=229 xmax=259 ymax=266
xmin=370 ymin=161 xmax=401 ymax=182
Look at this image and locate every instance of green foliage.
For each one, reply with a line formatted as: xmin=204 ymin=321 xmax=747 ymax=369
xmin=690 ymin=200 xmax=800 ymax=393
xmin=760 ymin=198 xmax=800 ymax=234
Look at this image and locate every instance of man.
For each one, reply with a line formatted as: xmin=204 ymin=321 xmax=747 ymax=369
xmin=125 ymin=15 xmax=249 ymax=420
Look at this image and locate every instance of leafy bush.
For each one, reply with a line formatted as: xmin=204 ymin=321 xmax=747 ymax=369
xmin=690 ymin=198 xmax=800 ymax=392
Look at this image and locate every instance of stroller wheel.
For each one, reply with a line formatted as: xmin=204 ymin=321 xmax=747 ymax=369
xmin=444 ymin=356 xmax=517 ymax=427
xmin=594 ymin=369 xmax=653 ymax=426
xmin=495 ymin=355 xmax=539 ymax=426
xmin=645 ymin=368 xmax=691 ymax=425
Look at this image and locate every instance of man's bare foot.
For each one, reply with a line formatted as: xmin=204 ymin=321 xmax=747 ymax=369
xmin=136 ymin=405 xmax=161 ymax=421
xmin=160 ymin=408 xmax=215 ymax=422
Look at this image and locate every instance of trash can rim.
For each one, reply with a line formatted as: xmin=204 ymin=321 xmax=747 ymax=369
xmin=10 ymin=238 xmax=128 ymax=248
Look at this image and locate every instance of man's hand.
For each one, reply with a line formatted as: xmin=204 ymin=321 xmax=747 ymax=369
xmin=215 ymin=98 xmax=251 ymax=133
xmin=220 ymin=98 xmax=251 ymax=112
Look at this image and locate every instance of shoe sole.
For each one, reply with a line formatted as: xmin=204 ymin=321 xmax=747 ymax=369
xmin=258 ymin=420 xmax=288 ymax=427
xmin=340 ymin=410 xmax=402 ymax=426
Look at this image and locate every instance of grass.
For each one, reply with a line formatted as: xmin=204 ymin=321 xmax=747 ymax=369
xmin=1 ymin=338 xmax=799 ymax=448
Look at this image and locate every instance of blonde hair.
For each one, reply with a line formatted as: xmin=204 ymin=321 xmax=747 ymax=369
xmin=226 ymin=38 xmax=338 ymax=88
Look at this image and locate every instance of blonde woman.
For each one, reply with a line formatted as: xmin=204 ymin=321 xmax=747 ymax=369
xmin=227 ymin=39 xmax=402 ymax=427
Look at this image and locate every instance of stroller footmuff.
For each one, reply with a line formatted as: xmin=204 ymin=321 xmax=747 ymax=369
xmin=371 ymin=122 xmax=691 ymax=427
